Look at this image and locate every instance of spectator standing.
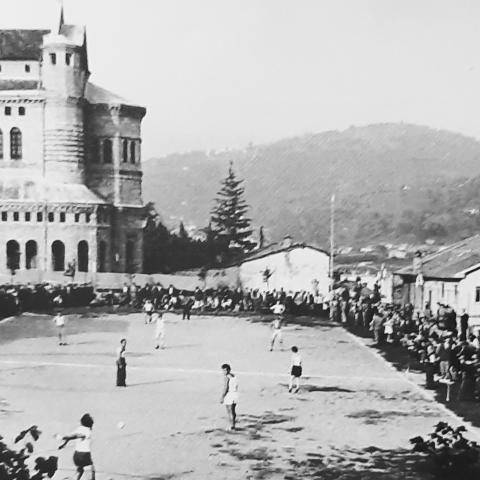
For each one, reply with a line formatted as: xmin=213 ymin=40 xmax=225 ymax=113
xmin=460 ymin=309 xmax=470 ymax=341
xmin=116 ymin=339 xmax=127 ymax=387
xmin=370 ymin=308 xmax=384 ymax=344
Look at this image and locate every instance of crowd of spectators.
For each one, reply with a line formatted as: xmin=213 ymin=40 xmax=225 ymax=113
xmin=94 ymin=282 xmax=328 ymax=317
xmin=333 ymin=278 xmax=480 ymax=402
xmin=0 ymin=283 xmax=95 ymax=319
xmin=0 ymin=280 xmax=329 ymax=320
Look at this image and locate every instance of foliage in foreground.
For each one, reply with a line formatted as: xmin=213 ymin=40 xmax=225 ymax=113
xmin=410 ymin=422 xmax=480 ymax=478
xmin=0 ymin=426 xmax=57 ymax=480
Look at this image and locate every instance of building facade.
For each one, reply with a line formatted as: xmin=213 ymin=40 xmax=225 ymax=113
xmin=202 ymin=237 xmax=331 ymax=295
xmin=0 ymin=8 xmax=146 ymax=281
xmin=394 ymin=235 xmax=480 ymax=320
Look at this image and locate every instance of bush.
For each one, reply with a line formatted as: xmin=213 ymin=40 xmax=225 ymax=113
xmin=410 ymin=422 xmax=480 ymax=478
xmin=0 ymin=426 xmax=58 ymax=480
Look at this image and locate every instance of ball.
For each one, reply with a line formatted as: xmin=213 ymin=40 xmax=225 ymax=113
xmin=117 ymin=421 xmax=125 ymax=430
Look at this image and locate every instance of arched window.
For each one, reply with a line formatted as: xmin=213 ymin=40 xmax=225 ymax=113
xmin=10 ymin=128 xmax=22 ymax=160
xmin=0 ymin=129 xmax=3 ymax=159
xmin=25 ymin=240 xmax=38 ymax=269
xmin=123 ymin=139 xmax=128 ymax=163
xmin=78 ymin=240 xmax=89 ymax=272
xmin=103 ymin=139 xmax=113 ymax=164
xmin=6 ymin=240 xmax=20 ymax=271
xmin=51 ymin=240 xmax=65 ymax=271
xmin=126 ymin=240 xmax=135 ymax=273
xmin=130 ymin=141 xmax=136 ymax=164
xmin=98 ymin=240 xmax=107 ymax=272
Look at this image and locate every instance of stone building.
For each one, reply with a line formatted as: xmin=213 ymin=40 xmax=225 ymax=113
xmin=0 ymin=7 xmax=146 ymax=281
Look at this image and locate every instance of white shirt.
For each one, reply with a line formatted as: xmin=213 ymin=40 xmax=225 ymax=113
xmin=144 ymin=302 xmax=153 ymax=313
xmin=291 ymin=353 xmax=302 ymax=366
xmin=74 ymin=426 xmax=91 ymax=453
xmin=54 ymin=315 xmax=65 ymax=327
xmin=271 ymin=304 xmax=285 ymax=315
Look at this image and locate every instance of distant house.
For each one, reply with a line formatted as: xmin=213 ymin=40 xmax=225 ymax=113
xmin=394 ymin=235 xmax=480 ymax=318
xmin=388 ymin=249 xmax=408 ymax=259
xmin=236 ymin=237 xmax=330 ymax=295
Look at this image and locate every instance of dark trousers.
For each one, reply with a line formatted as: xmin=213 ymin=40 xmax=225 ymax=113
xmin=425 ymin=363 xmax=436 ymax=389
xmin=116 ymin=358 xmax=126 ymax=386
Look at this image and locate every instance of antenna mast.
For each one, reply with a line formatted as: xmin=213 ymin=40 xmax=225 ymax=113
xmin=329 ymin=193 xmax=335 ymax=290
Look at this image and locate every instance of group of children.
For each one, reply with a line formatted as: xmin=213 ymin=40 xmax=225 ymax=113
xmin=52 ymin=299 xmax=302 ymax=478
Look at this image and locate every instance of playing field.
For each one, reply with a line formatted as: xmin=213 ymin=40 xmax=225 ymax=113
xmin=0 ymin=312 xmax=474 ymax=479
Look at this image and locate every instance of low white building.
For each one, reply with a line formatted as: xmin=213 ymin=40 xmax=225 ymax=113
xmin=237 ymin=239 xmax=330 ymax=295
xmin=394 ymin=235 xmax=480 ymax=319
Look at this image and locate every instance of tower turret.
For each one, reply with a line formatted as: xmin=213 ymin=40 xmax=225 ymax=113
xmin=40 ymin=5 xmax=89 ymax=184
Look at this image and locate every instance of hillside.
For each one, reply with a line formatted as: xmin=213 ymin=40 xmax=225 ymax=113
xmin=143 ymin=123 xmax=480 ymax=248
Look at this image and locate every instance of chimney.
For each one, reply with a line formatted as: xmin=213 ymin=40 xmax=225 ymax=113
xmin=412 ymin=250 xmax=423 ymax=274
xmin=281 ymin=235 xmax=294 ymax=249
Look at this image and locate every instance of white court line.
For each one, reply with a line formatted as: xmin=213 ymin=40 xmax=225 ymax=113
xmin=0 ymin=358 xmax=405 ymax=384
xmin=343 ymin=329 xmax=480 ymax=442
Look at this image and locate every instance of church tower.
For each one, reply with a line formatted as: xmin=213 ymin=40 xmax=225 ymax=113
xmin=40 ymin=3 xmax=89 ymax=184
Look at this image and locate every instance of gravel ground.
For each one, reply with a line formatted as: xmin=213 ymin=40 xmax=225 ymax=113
xmin=0 ymin=312 xmax=472 ymax=479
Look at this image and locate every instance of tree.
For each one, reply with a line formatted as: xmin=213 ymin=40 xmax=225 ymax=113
xmin=0 ymin=425 xmax=58 ymax=479
xmin=178 ymin=221 xmax=188 ymax=240
xmin=258 ymin=226 xmax=265 ymax=249
xmin=143 ymin=202 xmax=174 ymax=273
xmin=210 ymin=162 xmax=256 ymax=259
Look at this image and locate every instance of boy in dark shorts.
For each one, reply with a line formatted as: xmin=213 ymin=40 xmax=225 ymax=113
xmin=58 ymin=413 xmax=95 ymax=480
xmin=288 ymin=346 xmax=302 ymax=393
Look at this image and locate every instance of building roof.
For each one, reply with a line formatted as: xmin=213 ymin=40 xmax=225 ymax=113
xmin=0 ymin=180 xmax=107 ymax=205
xmin=238 ymin=241 xmax=329 ymax=265
xmin=85 ymin=83 xmax=139 ymax=108
xmin=395 ymin=235 xmax=480 ymax=279
xmin=0 ymin=29 xmax=50 ymax=60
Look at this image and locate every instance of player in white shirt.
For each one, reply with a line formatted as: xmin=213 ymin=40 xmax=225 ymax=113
xmin=269 ymin=302 xmax=285 ymax=351
xmin=58 ymin=413 xmax=95 ymax=480
xmin=53 ymin=311 xmax=67 ymax=346
xmin=289 ymin=346 xmax=302 ymax=393
xmin=154 ymin=311 xmax=166 ymax=349
xmin=143 ymin=300 xmax=154 ymax=324
xmin=220 ymin=363 xmax=239 ymax=430
xmin=271 ymin=300 xmax=286 ymax=316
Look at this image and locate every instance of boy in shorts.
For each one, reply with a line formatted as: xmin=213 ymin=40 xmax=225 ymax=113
xmin=53 ymin=310 xmax=67 ymax=346
xmin=58 ymin=413 xmax=95 ymax=480
xmin=288 ymin=346 xmax=302 ymax=393
xmin=154 ymin=311 xmax=166 ymax=349
xmin=143 ymin=299 xmax=154 ymax=324
xmin=220 ymin=363 xmax=239 ymax=430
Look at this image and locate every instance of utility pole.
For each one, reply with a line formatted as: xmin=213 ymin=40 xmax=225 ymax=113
xmin=329 ymin=194 xmax=335 ymax=321
xmin=329 ymin=193 xmax=335 ymax=290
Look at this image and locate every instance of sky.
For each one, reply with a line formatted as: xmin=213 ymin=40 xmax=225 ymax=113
xmin=2 ymin=0 xmax=480 ymax=158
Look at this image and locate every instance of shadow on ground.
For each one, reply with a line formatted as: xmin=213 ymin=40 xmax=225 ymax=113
xmin=204 ymin=410 xmax=444 ymax=480
xmin=0 ymin=314 xmax=127 ymax=345
xmin=346 ymin=324 xmax=480 ymax=429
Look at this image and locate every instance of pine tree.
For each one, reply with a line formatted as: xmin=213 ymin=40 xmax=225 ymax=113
xmin=210 ymin=162 xmax=256 ymax=256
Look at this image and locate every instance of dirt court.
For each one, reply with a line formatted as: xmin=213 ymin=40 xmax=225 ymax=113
xmin=0 ymin=312 xmax=475 ymax=479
